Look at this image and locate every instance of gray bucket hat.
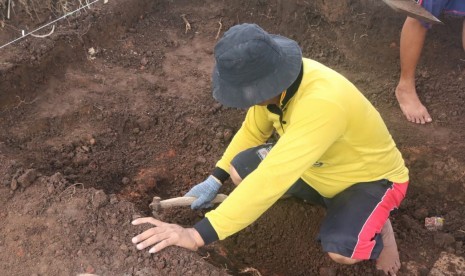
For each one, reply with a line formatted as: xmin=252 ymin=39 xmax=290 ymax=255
xmin=212 ymin=23 xmax=302 ymax=109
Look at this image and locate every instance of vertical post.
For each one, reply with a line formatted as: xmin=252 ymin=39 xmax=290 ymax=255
xmin=7 ymin=0 xmax=11 ymax=19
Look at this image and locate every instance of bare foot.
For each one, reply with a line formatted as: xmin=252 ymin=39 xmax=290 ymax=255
xmin=376 ymin=219 xmax=401 ymax=275
xmin=395 ymin=83 xmax=432 ymax=124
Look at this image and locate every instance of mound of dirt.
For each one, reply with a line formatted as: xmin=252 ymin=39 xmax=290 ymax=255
xmin=0 ymin=165 xmax=227 ymax=275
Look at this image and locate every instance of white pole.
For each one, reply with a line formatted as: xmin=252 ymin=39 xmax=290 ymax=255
xmin=7 ymin=0 xmax=11 ymax=20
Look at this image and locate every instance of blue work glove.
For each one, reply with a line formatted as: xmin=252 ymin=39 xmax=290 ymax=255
xmin=184 ymin=176 xmax=221 ymax=210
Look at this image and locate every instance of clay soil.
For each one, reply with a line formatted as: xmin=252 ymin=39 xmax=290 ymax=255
xmin=1 ymin=0 xmax=465 ymax=275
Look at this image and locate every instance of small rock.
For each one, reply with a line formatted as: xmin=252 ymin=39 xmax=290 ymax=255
xmin=120 ymin=244 xmax=129 ymax=252
xmin=95 ymin=249 xmax=102 ymax=257
xmin=10 ymin=179 xmax=18 ymax=191
xmin=109 ymin=194 xmax=119 ymax=204
xmin=156 ymin=258 xmax=166 ymax=269
xmin=215 ymin=132 xmax=223 ymax=139
xmin=136 ymin=118 xmax=151 ymax=131
xmin=84 ymin=237 xmax=93 ymax=244
xmin=92 ymin=190 xmax=109 ymax=208
xmin=17 ymin=169 xmax=38 ymax=188
xmin=46 ymin=182 xmax=55 ymax=194
xmin=211 ymin=103 xmax=222 ymax=114
xmin=223 ymin=128 xmax=233 ymax=141
xmin=49 ymin=172 xmax=67 ymax=193
xmin=140 ymin=57 xmax=149 ymax=66
xmin=85 ymin=264 xmax=95 ymax=274
xmin=73 ymin=152 xmax=89 ymax=166
xmin=121 ymin=177 xmax=130 ymax=185
xmin=438 ymin=113 xmax=447 ymax=120
xmin=196 ymin=156 xmax=207 ymax=164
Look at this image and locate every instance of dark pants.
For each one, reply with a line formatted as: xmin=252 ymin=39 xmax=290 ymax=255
xmin=230 ymin=144 xmax=408 ymax=260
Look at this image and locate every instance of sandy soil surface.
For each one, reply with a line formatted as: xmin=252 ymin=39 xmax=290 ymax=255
xmin=1 ymin=0 xmax=464 ymax=275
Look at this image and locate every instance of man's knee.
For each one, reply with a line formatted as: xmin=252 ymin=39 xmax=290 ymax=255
xmin=327 ymin=252 xmax=360 ymax=265
xmin=229 ymin=165 xmax=242 ymax=186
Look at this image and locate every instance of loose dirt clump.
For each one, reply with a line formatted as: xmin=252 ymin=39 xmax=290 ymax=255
xmin=1 ymin=0 xmax=465 ymax=275
xmin=0 ymin=167 xmax=227 ymax=275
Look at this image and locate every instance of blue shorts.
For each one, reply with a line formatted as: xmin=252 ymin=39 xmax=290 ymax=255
xmin=418 ymin=0 xmax=465 ymax=28
xmin=231 ymin=144 xmax=408 ymax=260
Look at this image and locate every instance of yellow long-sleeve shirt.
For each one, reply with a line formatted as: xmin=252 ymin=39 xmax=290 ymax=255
xmin=195 ymin=58 xmax=409 ymax=243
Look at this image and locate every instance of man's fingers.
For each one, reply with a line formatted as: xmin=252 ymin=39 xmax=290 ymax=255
xmin=132 ymin=225 xmax=166 ymax=244
xmin=150 ymin=236 xmax=177 ymax=253
xmin=135 ymin=231 xmax=174 ymax=251
xmin=201 ymin=202 xmax=213 ymax=209
xmin=192 ymin=194 xmax=214 ymax=209
xmin=132 ymin=222 xmax=199 ymax=253
xmin=191 ymin=197 xmax=204 ymax=209
xmin=132 ymin=217 xmax=163 ymax=226
xmin=184 ymin=190 xmax=197 ymax=197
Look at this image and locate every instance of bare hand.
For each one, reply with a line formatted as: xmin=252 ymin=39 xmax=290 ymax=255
xmin=131 ymin=217 xmax=204 ymax=253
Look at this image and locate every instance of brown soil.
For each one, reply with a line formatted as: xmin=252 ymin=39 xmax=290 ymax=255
xmin=1 ymin=0 xmax=465 ymax=275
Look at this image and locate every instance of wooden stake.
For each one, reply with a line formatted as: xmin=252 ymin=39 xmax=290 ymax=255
xmin=180 ymin=14 xmax=191 ymax=34
xmin=7 ymin=0 xmax=11 ymax=19
xmin=215 ymin=18 xmax=223 ymax=40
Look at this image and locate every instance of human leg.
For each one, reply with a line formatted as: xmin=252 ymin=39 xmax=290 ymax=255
xmin=326 ymin=218 xmax=401 ymax=273
xmin=229 ymin=166 xmax=243 ymax=186
xmin=318 ymin=180 xmax=408 ymax=274
xmin=395 ymin=17 xmax=431 ymax=124
xmin=229 ymin=143 xmax=325 ymax=205
xmin=376 ymin=219 xmax=401 ymax=275
xmin=327 ymin=252 xmax=361 ymax=265
xmin=229 ymin=143 xmax=275 ymax=186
